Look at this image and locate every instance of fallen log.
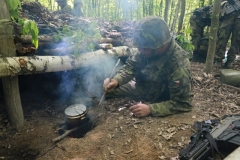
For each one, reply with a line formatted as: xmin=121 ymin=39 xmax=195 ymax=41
xmin=20 ymin=35 xmax=54 ymax=43
xmin=100 ymin=38 xmax=123 ymax=46
xmin=0 ymin=46 xmax=134 ymax=77
xmin=20 ymin=37 xmax=123 ymax=56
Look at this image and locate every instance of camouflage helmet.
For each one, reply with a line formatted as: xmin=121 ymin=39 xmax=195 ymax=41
xmin=133 ymin=16 xmax=171 ymax=49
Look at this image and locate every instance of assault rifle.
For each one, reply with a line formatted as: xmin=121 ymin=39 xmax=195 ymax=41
xmin=179 ymin=114 xmax=240 ymax=160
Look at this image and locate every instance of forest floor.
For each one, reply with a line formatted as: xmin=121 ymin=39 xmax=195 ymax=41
xmin=0 ymin=61 xmax=240 ymax=160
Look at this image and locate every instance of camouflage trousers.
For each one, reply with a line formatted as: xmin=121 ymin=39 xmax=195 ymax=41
xmin=189 ymin=15 xmax=205 ymax=53
xmin=215 ymin=13 xmax=240 ymax=63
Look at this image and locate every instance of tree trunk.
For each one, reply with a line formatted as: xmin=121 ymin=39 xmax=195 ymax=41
xmin=208 ymin=0 xmax=213 ymax=5
xmin=149 ymin=0 xmax=153 ymax=15
xmin=203 ymin=0 xmax=221 ymax=73
xmin=164 ymin=0 xmax=170 ymax=24
xmin=159 ymin=0 xmax=163 ymax=17
xmin=170 ymin=0 xmax=181 ymax=32
xmin=168 ymin=0 xmax=174 ymax=27
xmin=0 ymin=0 xmax=24 ymax=128
xmin=178 ymin=0 xmax=186 ymax=33
xmin=0 ymin=46 xmax=132 ymax=77
xmin=143 ymin=0 xmax=146 ymax=17
xmin=199 ymin=0 xmax=205 ymax=7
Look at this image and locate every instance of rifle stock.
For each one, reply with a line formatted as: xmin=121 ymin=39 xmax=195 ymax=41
xmin=179 ymin=115 xmax=240 ymax=160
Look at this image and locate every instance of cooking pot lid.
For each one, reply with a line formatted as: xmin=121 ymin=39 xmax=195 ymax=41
xmin=64 ymin=104 xmax=87 ymax=117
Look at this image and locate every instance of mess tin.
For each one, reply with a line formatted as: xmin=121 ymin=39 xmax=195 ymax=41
xmin=64 ymin=104 xmax=88 ymax=129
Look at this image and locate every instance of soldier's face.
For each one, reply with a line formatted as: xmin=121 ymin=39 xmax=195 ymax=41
xmin=138 ymin=47 xmax=166 ymax=58
xmin=138 ymin=48 xmax=155 ymax=58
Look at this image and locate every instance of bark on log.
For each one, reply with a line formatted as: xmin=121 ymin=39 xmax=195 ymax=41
xmin=0 ymin=46 xmax=133 ymax=77
xmin=20 ymin=37 xmax=123 ymax=55
xmin=0 ymin=0 xmax=24 ymax=128
xmin=20 ymin=35 xmax=54 ymax=43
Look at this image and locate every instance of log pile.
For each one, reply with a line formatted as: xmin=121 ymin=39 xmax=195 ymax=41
xmin=14 ymin=2 xmax=135 ymax=57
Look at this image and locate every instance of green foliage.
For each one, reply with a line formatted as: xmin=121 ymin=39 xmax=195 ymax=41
xmin=18 ymin=19 xmax=39 ymax=48
xmin=6 ymin=0 xmax=21 ymax=20
xmin=176 ymin=33 xmax=194 ymax=52
xmin=176 ymin=28 xmax=194 ymax=58
xmin=5 ymin=0 xmax=39 ymax=48
xmin=53 ymin=21 xmax=102 ymax=57
xmin=22 ymin=0 xmax=34 ymax=2
xmin=53 ymin=34 xmax=61 ymax=43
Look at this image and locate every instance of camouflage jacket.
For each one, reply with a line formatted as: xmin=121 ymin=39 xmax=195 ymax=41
xmin=220 ymin=0 xmax=240 ymax=17
xmin=191 ymin=5 xmax=212 ymax=28
xmin=113 ymin=39 xmax=193 ymax=117
xmin=62 ymin=4 xmax=72 ymax=13
xmin=71 ymin=7 xmax=84 ymax=17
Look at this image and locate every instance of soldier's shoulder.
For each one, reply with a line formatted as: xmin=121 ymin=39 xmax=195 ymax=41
xmin=170 ymin=42 xmax=190 ymax=64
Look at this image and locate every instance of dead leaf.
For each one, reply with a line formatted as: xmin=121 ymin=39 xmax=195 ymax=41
xmin=159 ymin=155 xmax=166 ymax=159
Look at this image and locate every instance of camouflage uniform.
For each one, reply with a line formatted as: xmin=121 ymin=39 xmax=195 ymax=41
xmin=215 ymin=0 xmax=240 ymax=68
xmin=61 ymin=5 xmax=72 ymax=13
xmin=190 ymin=5 xmax=212 ymax=61
xmin=106 ymin=16 xmax=193 ymax=117
xmin=71 ymin=0 xmax=84 ymax=17
xmin=56 ymin=0 xmax=71 ymax=13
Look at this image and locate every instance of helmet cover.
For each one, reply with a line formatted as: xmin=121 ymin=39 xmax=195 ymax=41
xmin=133 ymin=16 xmax=171 ymax=49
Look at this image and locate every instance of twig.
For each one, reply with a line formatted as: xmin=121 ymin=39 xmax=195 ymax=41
xmin=221 ymin=83 xmax=240 ymax=92
xmin=52 ymin=126 xmax=80 ymax=143
xmin=38 ymin=144 xmax=57 ymax=157
xmin=98 ymin=58 xmax=121 ymax=106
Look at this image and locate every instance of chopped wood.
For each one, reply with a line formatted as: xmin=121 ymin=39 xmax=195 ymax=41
xmin=96 ymin=43 xmax=113 ymax=50
xmin=20 ymin=35 xmax=54 ymax=43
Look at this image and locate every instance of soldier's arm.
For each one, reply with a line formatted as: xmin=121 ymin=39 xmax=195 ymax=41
xmin=149 ymin=67 xmax=193 ymax=117
xmin=113 ymin=50 xmax=142 ymax=86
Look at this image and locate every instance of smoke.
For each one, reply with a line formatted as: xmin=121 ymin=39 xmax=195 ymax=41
xmin=57 ymin=55 xmax=122 ymax=104
xmin=78 ymin=55 xmax=120 ymax=98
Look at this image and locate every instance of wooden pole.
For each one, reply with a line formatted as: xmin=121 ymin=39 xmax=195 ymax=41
xmin=0 ymin=46 xmax=132 ymax=77
xmin=0 ymin=0 xmax=24 ymax=128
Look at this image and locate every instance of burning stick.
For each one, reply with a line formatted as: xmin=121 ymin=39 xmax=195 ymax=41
xmin=98 ymin=58 xmax=121 ymax=106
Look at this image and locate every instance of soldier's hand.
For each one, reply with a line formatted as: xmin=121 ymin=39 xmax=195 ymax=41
xmin=129 ymin=103 xmax=151 ymax=117
xmin=103 ymin=78 xmax=118 ymax=93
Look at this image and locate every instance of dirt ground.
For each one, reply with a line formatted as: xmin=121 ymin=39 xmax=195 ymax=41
xmin=0 ymin=61 xmax=240 ymax=160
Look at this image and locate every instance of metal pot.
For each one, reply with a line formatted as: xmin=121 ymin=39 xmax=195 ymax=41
xmin=64 ymin=104 xmax=88 ymax=129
